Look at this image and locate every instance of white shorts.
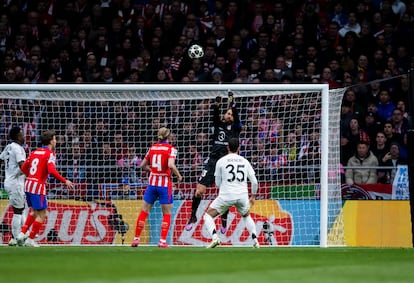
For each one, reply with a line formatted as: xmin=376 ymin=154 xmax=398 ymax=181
xmin=209 ymin=194 xmax=250 ymax=216
xmin=4 ymin=180 xmax=25 ymax=209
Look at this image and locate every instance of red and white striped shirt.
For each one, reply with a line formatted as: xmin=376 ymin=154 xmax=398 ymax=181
xmin=145 ymin=142 xmax=177 ymax=188
xmin=21 ymin=147 xmax=66 ymax=195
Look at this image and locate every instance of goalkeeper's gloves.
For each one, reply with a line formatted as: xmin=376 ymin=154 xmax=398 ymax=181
xmin=228 ymin=91 xmax=235 ymax=107
xmin=214 ymin=96 xmax=222 ymax=107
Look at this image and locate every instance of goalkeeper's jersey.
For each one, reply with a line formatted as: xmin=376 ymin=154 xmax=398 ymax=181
xmin=209 ymin=105 xmax=242 ymax=159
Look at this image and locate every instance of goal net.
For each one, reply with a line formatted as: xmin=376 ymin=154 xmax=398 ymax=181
xmin=0 ymin=84 xmax=346 ymax=247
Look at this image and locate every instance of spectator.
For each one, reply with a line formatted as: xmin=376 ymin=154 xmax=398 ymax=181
xmin=334 ymin=45 xmax=355 ymax=73
xmin=364 ymin=80 xmax=382 ymax=107
xmin=341 ymin=117 xmax=370 ymax=165
xmin=377 ymin=89 xmax=396 ymax=122
xmin=112 ymin=132 xmax=128 ymax=161
xmin=210 ymin=67 xmax=224 ymax=83
xmin=353 ymin=54 xmax=376 ymax=83
xmin=345 ymin=141 xmax=378 ymax=185
xmin=361 ymin=111 xmax=382 ymax=142
xmin=389 ymin=107 xmax=408 ymax=137
xmin=61 ymin=143 xmax=88 ymax=184
xmin=113 ymin=55 xmax=129 ymax=82
xmin=339 ymin=13 xmax=361 ymax=37
xmin=92 ymin=142 xmax=118 ymax=185
xmin=343 ymin=89 xmax=365 ymax=121
xmin=329 ymin=1 xmax=348 ymax=28
xmin=383 ymin=121 xmax=404 ymax=148
xmin=378 ymin=142 xmax=407 ymax=184
xmin=328 ymin=59 xmax=344 ymax=84
xmin=273 ymin=55 xmax=293 ymax=82
xmin=394 ymin=74 xmax=410 ymax=104
xmin=380 ymin=0 xmax=399 ymax=26
xmin=189 ymin=58 xmax=208 ymax=82
xmin=372 ymin=131 xmax=390 ymax=164
xmin=112 ymin=178 xmax=137 ymax=200
xmin=396 ymin=99 xmax=408 ymax=119
xmin=267 ymin=144 xmax=287 ymax=183
xmin=320 ymin=67 xmax=340 ymax=89
xmin=117 ymin=145 xmax=142 ymax=184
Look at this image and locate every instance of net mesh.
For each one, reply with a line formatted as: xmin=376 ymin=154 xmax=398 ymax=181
xmin=0 ymin=84 xmax=346 ymax=246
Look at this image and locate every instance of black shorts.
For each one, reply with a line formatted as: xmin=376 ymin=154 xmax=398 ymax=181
xmin=198 ymin=157 xmax=218 ymax=187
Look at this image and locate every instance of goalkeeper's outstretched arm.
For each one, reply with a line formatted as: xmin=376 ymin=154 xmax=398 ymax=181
xmin=228 ymin=91 xmax=241 ymax=130
xmin=212 ymin=95 xmax=222 ymax=127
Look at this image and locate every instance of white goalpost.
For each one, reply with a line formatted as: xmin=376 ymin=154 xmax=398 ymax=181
xmin=0 ymin=83 xmax=346 ymax=247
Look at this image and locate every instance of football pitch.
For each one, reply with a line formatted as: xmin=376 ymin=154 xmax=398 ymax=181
xmin=1 ymin=246 xmax=414 ymax=283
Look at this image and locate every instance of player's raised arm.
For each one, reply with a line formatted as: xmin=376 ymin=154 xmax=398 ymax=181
xmin=228 ymin=91 xmax=241 ymax=129
xmin=212 ymin=96 xmax=222 ymax=126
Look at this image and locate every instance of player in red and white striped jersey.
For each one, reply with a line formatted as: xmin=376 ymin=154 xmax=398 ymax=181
xmin=17 ymin=130 xmax=74 ymax=247
xmin=131 ymin=127 xmax=182 ymax=248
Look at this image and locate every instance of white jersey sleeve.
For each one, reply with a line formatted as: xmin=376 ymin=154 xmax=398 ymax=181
xmin=214 ymin=153 xmax=257 ymax=198
xmin=0 ymin=142 xmax=26 ymax=182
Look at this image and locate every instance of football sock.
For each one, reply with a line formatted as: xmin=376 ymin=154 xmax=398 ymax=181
xmin=22 ymin=207 xmax=28 ymax=226
xmin=11 ymin=214 xmax=22 ymax=238
xmin=190 ymin=196 xmax=201 ymax=219
xmin=29 ymin=221 xmax=42 ymax=240
xmin=21 ymin=214 xmax=35 ymax=234
xmin=134 ymin=210 xmax=149 ymax=238
xmin=242 ymin=215 xmax=257 ymax=238
xmin=221 ymin=210 xmax=229 ymax=228
xmin=160 ymin=214 xmax=171 ymax=241
xmin=203 ymin=213 xmax=216 ymax=236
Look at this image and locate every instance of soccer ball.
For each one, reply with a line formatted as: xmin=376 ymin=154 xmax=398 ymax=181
xmin=188 ymin=44 xmax=204 ymax=59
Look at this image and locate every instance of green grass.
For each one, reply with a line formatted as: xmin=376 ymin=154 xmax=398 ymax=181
xmin=1 ymin=246 xmax=414 ymax=283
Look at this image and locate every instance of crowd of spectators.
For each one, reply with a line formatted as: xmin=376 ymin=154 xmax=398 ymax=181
xmin=1 ymin=0 xmax=414 ymax=195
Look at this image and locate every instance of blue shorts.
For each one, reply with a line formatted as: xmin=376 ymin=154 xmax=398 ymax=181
xmin=143 ymin=185 xmax=172 ymax=205
xmin=25 ymin=192 xmax=48 ymax=210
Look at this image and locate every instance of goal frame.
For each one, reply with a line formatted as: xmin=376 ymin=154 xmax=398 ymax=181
xmin=0 ymin=83 xmax=339 ymax=247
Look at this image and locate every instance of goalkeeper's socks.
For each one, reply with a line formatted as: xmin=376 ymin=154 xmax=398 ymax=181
xmin=135 ymin=210 xmax=149 ymax=237
xmin=190 ymin=195 xmax=202 ymax=219
xmin=21 ymin=214 xmax=35 ymax=234
xmin=160 ymin=214 xmax=171 ymax=241
xmin=221 ymin=210 xmax=229 ymax=228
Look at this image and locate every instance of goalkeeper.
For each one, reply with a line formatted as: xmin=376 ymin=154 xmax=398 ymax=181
xmin=185 ymin=91 xmax=242 ymax=232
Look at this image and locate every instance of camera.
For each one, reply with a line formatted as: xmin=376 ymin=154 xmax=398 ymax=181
xmin=101 ymin=202 xmax=129 ymax=245
xmin=108 ymin=213 xmax=129 ymax=234
xmin=262 ymin=221 xmax=274 ymax=245
xmin=47 ymin=228 xmax=58 ymax=242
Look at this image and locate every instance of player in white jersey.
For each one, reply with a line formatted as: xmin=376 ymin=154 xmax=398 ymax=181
xmin=202 ymin=138 xmax=259 ymax=248
xmin=0 ymin=127 xmax=26 ymax=246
